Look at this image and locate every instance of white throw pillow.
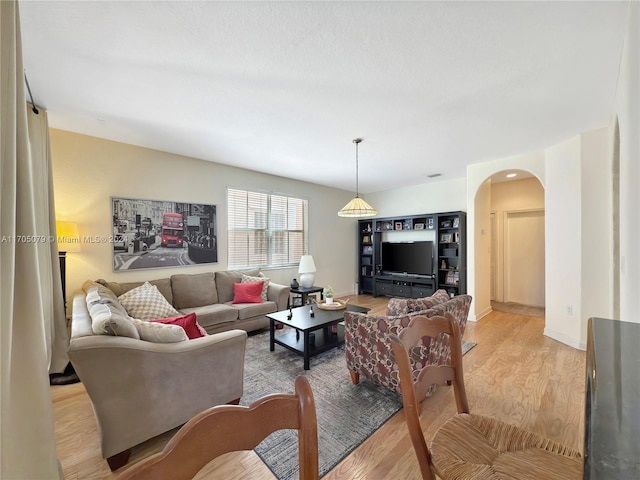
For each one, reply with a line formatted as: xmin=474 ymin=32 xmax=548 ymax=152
xmin=118 ymin=282 xmax=180 ymax=320
xmin=242 ymin=273 xmax=270 ymax=302
xmin=130 ymin=318 xmax=188 ymax=343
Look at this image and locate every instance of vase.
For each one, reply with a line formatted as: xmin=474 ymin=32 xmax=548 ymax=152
xmin=291 ymin=278 xmax=299 ymax=289
xmin=326 ymin=296 xmax=334 ymax=305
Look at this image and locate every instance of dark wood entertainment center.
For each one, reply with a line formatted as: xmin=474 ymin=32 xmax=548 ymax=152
xmin=358 ymin=211 xmax=466 ymax=298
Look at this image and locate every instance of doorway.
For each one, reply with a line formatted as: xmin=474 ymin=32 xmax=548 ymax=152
xmin=504 ymin=210 xmax=545 ymax=307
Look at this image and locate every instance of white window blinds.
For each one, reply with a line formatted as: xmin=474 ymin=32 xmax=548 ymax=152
xmin=227 ymin=188 xmax=308 ymax=269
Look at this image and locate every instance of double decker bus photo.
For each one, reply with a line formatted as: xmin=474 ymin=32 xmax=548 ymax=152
xmin=161 ymin=212 xmax=184 ymax=247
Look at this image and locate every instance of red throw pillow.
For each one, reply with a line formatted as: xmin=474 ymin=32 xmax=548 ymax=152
xmin=232 ymin=281 xmax=264 ymax=304
xmin=150 ymin=312 xmax=207 ymax=339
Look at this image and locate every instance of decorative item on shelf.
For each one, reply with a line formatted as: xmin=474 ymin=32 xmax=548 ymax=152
xmin=362 ymin=245 xmax=373 ymax=254
xmin=414 ymin=223 xmax=424 ymax=230
xmin=440 ymin=233 xmax=453 ymax=243
xmin=441 ymin=220 xmax=452 ymax=228
xmin=454 ymin=231 xmax=460 ymax=243
xmin=427 ymin=217 xmax=435 ymax=229
xmin=298 ymin=255 xmax=316 ymax=288
xmin=395 ymin=222 xmax=402 ymax=230
xmin=323 ymin=285 xmax=334 ymax=305
xmin=315 ymin=298 xmax=350 ymax=310
xmin=445 ymin=271 xmax=456 ymax=285
xmin=338 ymin=138 xmax=377 ymax=218
xmin=362 ymin=235 xmax=371 ymax=243
xmin=441 ymin=259 xmax=447 ymax=270
xmin=290 ymin=278 xmax=299 ymax=289
xmin=453 ymin=217 xmax=460 ymax=228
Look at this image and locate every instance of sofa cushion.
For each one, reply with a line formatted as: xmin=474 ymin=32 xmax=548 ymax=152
xmin=232 ymin=281 xmax=264 ymax=304
xmin=215 ymin=269 xmax=260 ymax=304
xmin=241 ymin=273 xmax=270 ymax=301
xmin=118 ymin=282 xmax=180 ymax=320
xmin=231 ymin=301 xmax=277 ymax=321
xmin=89 ymin=302 xmax=140 ymax=339
xmin=150 ymin=312 xmax=207 ymax=339
xmin=386 ymin=289 xmax=451 ymax=316
xmin=130 ymin=317 xmax=188 ymax=343
xmin=96 ymin=277 xmax=173 ymax=304
xmin=171 ymin=272 xmax=218 ymax=309
xmin=178 ymin=304 xmax=239 ymax=329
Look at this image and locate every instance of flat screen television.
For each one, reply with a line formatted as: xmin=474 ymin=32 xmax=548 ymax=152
xmin=381 ymin=241 xmax=434 ymax=276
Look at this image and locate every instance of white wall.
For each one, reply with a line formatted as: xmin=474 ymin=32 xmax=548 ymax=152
xmin=51 ymin=129 xmax=358 ymax=302
xmin=616 ymin=1 xmax=640 ymax=322
xmin=367 ymin=178 xmax=467 ymax=218
xmin=543 ymin=137 xmax=582 ymax=348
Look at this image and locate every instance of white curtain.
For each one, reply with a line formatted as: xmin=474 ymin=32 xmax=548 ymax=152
xmin=1 ymin=1 xmax=64 ymax=478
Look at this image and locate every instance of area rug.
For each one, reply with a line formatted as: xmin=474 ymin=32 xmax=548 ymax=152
xmin=241 ymin=327 xmax=476 ymax=479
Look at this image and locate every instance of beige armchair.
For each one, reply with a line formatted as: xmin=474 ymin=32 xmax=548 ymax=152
xmin=68 ymin=291 xmax=247 ymax=471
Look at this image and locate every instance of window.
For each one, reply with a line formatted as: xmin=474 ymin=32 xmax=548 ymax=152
xmin=227 ymin=188 xmax=308 ymax=269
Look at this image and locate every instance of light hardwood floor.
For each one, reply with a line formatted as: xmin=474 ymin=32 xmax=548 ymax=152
xmin=52 ymin=295 xmax=586 ymax=479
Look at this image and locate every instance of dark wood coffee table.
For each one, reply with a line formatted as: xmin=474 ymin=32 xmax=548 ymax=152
xmin=267 ymin=304 xmax=370 ymax=370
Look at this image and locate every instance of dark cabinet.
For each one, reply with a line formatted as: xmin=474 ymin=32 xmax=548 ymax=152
xmin=360 ymin=211 xmax=466 ymax=299
xmin=436 ymin=212 xmax=466 ymax=296
xmin=357 ymin=220 xmax=376 ymax=294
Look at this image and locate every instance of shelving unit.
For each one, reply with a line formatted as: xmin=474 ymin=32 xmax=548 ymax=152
xmin=356 ymin=211 xmax=466 ymax=298
xmin=357 ymin=219 xmax=375 ymax=294
xmin=436 ymin=212 xmax=467 ymax=296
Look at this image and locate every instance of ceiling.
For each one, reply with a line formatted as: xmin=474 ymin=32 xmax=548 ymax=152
xmin=19 ymin=1 xmax=630 ymax=194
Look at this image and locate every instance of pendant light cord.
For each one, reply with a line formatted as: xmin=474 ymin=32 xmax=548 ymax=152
xmin=353 ymin=138 xmax=362 ymax=198
xmin=24 ymin=71 xmax=39 ymax=114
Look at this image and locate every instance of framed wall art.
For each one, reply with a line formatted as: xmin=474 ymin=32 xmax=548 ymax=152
xmin=111 ymin=196 xmax=217 ymax=271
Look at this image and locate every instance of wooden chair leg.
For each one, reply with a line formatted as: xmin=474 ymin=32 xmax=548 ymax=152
xmin=107 ymin=449 xmax=131 ymax=471
xmin=349 ymin=370 xmax=360 ymax=385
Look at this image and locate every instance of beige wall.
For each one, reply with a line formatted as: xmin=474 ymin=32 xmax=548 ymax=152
xmin=50 ymin=129 xmax=359 ymax=304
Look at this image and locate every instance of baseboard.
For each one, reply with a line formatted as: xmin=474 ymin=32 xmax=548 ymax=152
xmin=473 ymin=306 xmax=492 ymax=322
xmin=543 ymin=328 xmax=586 ymax=351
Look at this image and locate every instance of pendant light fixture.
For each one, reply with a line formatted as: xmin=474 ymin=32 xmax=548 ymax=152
xmin=338 ymin=138 xmax=377 ymax=218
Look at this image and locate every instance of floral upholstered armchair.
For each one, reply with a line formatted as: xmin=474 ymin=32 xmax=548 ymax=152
xmin=344 ymin=291 xmax=472 ymax=394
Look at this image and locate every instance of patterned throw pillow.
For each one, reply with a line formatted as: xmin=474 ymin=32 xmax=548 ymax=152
xmin=241 ymin=273 xmax=270 ymax=301
xmin=118 ymin=281 xmax=180 ymax=320
xmin=130 ymin=317 xmax=188 ymax=343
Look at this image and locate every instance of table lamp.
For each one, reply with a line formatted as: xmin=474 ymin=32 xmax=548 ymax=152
xmin=298 ymin=255 xmax=316 ymax=288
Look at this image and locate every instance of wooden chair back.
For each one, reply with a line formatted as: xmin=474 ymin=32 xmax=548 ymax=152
xmin=118 ymin=376 xmax=319 ymax=480
xmin=389 ymin=313 xmax=468 ymax=480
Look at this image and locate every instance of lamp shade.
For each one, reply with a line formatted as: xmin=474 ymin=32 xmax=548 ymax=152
xmin=56 ymin=221 xmax=81 ymax=253
xmin=338 ymin=196 xmax=377 ymax=218
xmin=298 ymin=255 xmax=316 ymax=288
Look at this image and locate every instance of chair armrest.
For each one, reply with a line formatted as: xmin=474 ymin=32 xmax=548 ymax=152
xmin=267 ymin=283 xmax=290 ymax=311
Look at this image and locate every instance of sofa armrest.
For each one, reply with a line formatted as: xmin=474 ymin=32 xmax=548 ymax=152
xmin=267 ymin=282 xmax=290 ymax=311
xmin=68 ymin=323 xmax=247 ymax=460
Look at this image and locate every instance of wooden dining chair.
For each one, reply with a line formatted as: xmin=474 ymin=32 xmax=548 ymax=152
xmin=118 ymin=376 xmax=319 ymax=480
xmin=390 ymin=313 xmax=583 ymax=480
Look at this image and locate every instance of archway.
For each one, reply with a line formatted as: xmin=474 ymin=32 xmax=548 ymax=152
xmin=472 ymin=169 xmax=545 ymax=319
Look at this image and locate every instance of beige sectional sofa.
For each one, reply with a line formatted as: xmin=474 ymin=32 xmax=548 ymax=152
xmin=68 ymin=269 xmax=290 ymax=470
xmin=95 ymin=268 xmax=290 ymax=334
